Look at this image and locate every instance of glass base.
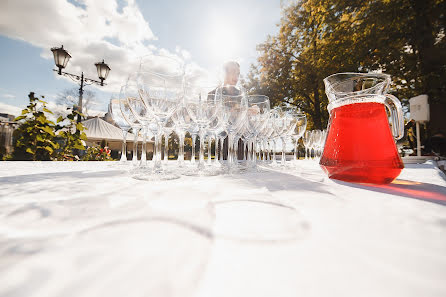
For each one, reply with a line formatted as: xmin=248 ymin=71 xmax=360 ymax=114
xmin=132 ymin=172 xmax=180 ymax=181
xmin=131 ymin=164 xmax=180 ymax=181
xmin=181 ymin=164 xmax=223 ymax=177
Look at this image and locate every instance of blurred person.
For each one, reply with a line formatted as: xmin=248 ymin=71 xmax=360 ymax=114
xmin=218 ymin=61 xmax=244 ymax=160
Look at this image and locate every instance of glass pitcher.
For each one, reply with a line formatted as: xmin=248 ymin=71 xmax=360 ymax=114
xmin=320 ymin=72 xmax=404 ymax=184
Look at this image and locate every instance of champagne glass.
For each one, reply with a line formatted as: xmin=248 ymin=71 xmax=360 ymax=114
xmin=206 ymin=114 xmax=224 ymax=171
xmin=246 ymin=95 xmax=270 ymax=169
xmin=171 ymin=103 xmax=193 ymax=168
xmin=110 ymin=96 xmax=131 ymax=163
xmin=184 ymin=83 xmax=220 ymax=174
xmin=137 ymin=57 xmax=184 ymax=180
xmin=119 ymin=85 xmax=142 ymax=165
xmin=216 ymin=85 xmax=248 ymax=173
xmin=291 ymin=112 xmax=307 ymax=163
xmin=302 ymin=130 xmax=313 ymax=160
xmin=125 ymin=75 xmax=154 ymax=169
xmin=162 ymin=116 xmax=175 ymax=166
xmin=310 ymin=130 xmax=321 ymax=160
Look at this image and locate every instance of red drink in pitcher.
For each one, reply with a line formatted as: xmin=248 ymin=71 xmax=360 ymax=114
xmin=320 ymin=73 xmax=404 ymax=184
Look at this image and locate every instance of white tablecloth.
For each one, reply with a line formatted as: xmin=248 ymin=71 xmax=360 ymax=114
xmin=0 ymin=161 xmax=445 ymax=297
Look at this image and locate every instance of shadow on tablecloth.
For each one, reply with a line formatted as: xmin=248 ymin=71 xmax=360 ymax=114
xmin=0 ymin=169 xmax=127 ymax=185
xmin=333 ymin=179 xmax=446 ymax=206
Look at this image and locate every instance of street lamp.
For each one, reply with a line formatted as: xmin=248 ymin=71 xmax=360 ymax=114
xmin=95 ymin=60 xmax=111 ymax=86
xmin=50 ymin=45 xmax=111 ymax=122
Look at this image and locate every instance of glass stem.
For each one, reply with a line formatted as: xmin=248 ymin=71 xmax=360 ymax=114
xmin=215 ymin=137 xmax=219 ymax=162
xmin=281 ymin=137 xmax=286 ymax=166
xmin=178 ymin=131 xmax=185 ymax=168
xmin=227 ymin=134 xmax=234 ymax=168
xmin=141 ymin=126 xmax=147 ymax=164
xmin=163 ymin=132 xmax=169 ymax=164
xmin=252 ymin=137 xmax=257 ymax=165
xmin=132 ymin=127 xmax=140 ymax=164
xmin=265 ymin=140 xmax=270 ymax=161
xmin=198 ymin=129 xmax=205 ymax=169
xmin=207 ymin=135 xmax=212 ymax=165
xmin=247 ymin=140 xmax=252 ymax=164
xmin=153 ymin=131 xmax=162 ymax=172
xmin=191 ymin=134 xmax=196 ymax=164
xmin=219 ymin=137 xmax=224 ymax=161
xmin=235 ymin=137 xmax=239 ymax=162
xmin=120 ymin=130 xmax=128 ymax=162
xmin=293 ymin=137 xmax=298 ymax=162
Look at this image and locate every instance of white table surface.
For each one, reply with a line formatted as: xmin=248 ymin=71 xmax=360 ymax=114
xmin=0 ymin=161 xmax=445 ymax=297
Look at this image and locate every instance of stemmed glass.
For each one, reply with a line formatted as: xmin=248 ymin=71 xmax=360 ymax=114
xmin=171 ymin=103 xmax=193 ymax=168
xmin=246 ymin=95 xmax=270 ymax=169
xmin=217 ymin=130 xmax=227 ymax=163
xmin=216 ymin=85 xmax=248 ymax=173
xmin=310 ymin=130 xmax=321 ymax=160
xmin=162 ymin=116 xmax=175 ymax=166
xmin=206 ymin=114 xmax=224 ymax=171
xmin=279 ymin=109 xmax=303 ymax=167
xmin=273 ymin=108 xmax=295 ymax=167
xmin=109 ymin=96 xmax=131 ymax=163
xmin=259 ymin=111 xmax=275 ymax=164
xmin=291 ymin=112 xmax=307 ymax=163
xmin=184 ymin=83 xmax=220 ymax=174
xmin=269 ymin=109 xmax=283 ymax=166
xmin=302 ymin=130 xmax=313 ymax=160
xmin=119 ymin=85 xmax=142 ymax=165
xmin=137 ymin=56 xmax=184 ymax=180
xmin=125 ymin=75 xmax=154 ymax=168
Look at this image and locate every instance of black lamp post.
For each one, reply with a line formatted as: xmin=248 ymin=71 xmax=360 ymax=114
xmin=50 ymin=45 xmax=111 ymax=122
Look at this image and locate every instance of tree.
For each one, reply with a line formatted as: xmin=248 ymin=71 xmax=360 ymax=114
xmin=56 ymin=87 xmax=97 ymax=117
xmin=12 ymin=92 xmax=59 ymax=160
xmin=246 ymin=0 xmax=446 ymax=130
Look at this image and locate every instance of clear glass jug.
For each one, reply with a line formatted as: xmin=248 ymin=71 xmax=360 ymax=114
xmin=320 ymin=73 xmax=404 ymax=184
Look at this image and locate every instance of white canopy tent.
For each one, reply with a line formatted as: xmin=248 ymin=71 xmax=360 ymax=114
xmin=81 ymin=117 xmax=152 ymax=152
xmin=82 ymin=117 xmax=138 ymax=142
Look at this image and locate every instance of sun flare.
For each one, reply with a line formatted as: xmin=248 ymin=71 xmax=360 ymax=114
xmin=207 ymin=20 xmax=239 ymax=63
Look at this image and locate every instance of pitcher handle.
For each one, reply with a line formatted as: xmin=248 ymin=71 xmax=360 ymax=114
xmin=384 ymin=94 xmax=404 ymax=140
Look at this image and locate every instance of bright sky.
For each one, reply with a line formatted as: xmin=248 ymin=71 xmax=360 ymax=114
xmin=0 ymin=0 xmax=281 ymax=116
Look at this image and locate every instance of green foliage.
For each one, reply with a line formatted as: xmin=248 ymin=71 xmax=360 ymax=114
xmin=82 ymin=146 xmax=113 ymax=161
xmin=55 ymin=108 xmax=87 ymax=161
xmin=12 ymin=92 xmax=89 ymax=161
xmin=12 ymin=92 xmax=59 ymax=160
xmin=245 ymin=0 xmax=446 ymax=130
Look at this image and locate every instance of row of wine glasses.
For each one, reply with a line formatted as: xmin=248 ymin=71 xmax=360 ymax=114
xmin=109 ymin=54 xmax=309 ymax=180
xmin=302 ymin=129 xmax=327 ymax=160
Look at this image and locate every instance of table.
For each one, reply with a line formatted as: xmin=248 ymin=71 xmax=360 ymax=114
xmin=0 ymin=161 xmax=445 ymax=297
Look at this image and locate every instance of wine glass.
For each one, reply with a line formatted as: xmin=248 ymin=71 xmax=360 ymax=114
xmin=279 ymin=109 xmax=304 ymax=167
xmin=216 ymin=85 xmax=248 ymax=173
xmin=125 ymin=74 xmax=155 ymax=169
xmin=119 ymin=85 xmax=142 ymax=165
xmin=302 ymin=130 xmax=313 ymax=160
xmin=246 ymin=95 xmax=270 ymax=169
xmin=184 ymin=83 xmax=220 ymax=174
xmin=206 ymin=113 xmax=225 ymax=172
xmin=109 ymin=96 xmax=131 ymax=163
xmin=162 ymin=116 xmax=175 ymax=166
xmin=171 ymin=103 xmax=193 ymax=169
xmin=269 ymin=108 xmax=285 ymax=167
xmin=310 ymin=130 xmax=321 ymax=160
xmin=259 ymin=111 xmax=275 ymax=164
xmin=137 ymin=57 xmax=184 ymax=180
xmin=291 ymin=112 xmax=307 ymax=163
